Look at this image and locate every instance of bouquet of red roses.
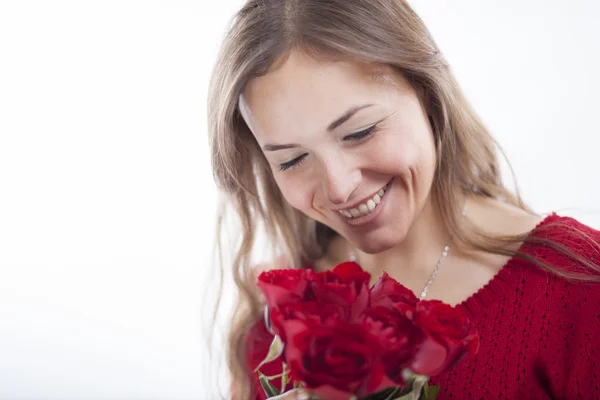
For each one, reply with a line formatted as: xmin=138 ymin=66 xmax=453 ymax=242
xmin=255 ymin=262 xmax=479 ymax=400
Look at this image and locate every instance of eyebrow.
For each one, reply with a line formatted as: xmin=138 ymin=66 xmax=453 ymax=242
xmin=262 ymin=103 xmax=374 ymax=152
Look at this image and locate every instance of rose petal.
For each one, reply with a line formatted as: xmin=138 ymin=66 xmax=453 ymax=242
xmin=257 ymin=269 xmax=312 ymax=309
xmin=370 ymin=272 xmax=418 ymax=317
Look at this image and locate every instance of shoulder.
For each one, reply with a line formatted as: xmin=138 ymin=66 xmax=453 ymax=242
xmin=532 ymin=213 xmax=600 ymax=242
xmin=534 ymin=217 xmax=600 ymax=396
xmin=524 ymin=214 xmax=600 ymax=323
xmin=525 ymin=212 xmax=600 ymax=278
xmin=465 ymin=195 xmax=545 ymax=247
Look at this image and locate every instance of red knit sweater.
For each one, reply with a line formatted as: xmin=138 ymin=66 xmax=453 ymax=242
xmin=245 ymin=213 xmax=600 ymax=400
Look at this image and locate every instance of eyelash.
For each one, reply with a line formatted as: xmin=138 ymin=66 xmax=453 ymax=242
xmin=278 ymin=123 xmax=379 ymax=172
xmin=279 ymin=153 xmax=308 ymax=172
xmin=343 ymin=123 xmax=379 ymax=141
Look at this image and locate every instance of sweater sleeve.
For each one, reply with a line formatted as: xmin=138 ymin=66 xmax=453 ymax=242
xmin=541 ymin=278 xmax=600 ymax=399
xmin=539 ymin=217 xmax=600 ymax=399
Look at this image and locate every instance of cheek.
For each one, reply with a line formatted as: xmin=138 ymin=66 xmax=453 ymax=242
xmin=275 ymin=175 xmax=315 ymax=212
xmin=373 ymin=131 xmax=432 ymax=174
xmin=414 ymin=132 xmax=437 ymax=180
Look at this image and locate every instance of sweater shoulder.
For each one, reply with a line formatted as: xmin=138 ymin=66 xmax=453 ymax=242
xmin=523 ymin=213 xmax=600 ymax=278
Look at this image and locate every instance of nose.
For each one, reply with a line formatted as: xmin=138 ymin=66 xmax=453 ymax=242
xmin=321 ymin=158 xmax=361 ymax=206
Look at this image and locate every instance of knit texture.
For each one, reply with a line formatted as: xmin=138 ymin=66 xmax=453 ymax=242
xmin=245 ymin=213 xmax=600 ymax=399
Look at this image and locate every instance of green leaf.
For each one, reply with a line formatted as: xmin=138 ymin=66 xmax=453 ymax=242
xmin=391 ymin=392 xmax=412 ymax=400
xmin=382 ymin=388 xmax=400 ymax=400
xmin=281 ymin=362 xmax=289 ymax=390
xmin=254 ymin=335 xmax=284 ymax=372
xmin=258 ymin=371 xmax=281 ymax=398
xmin=259 ymin=372 xmax=284 ymax=380
xmin=422 ymin=383 xmax=439 ymax=400
xmin=388 ymin=384 xmax=439 ymax=400
xmin=410 ymin=375 xmax=429 ymax=400
xmin=359 ymin=387 xmax=410 ymax=400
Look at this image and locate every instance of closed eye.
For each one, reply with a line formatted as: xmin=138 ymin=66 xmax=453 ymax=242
xmin=278 ymin=123 xmax=380 ymax=172
xmin=279 ymin=153 xmax=308 ymax=171
xmin=343 ymin=123 xmax=379 ymax=141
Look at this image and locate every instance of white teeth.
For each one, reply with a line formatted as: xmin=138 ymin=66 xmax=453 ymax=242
xmin=338 ymin=181 xmax=390 ymax=219
xmin=367 ymin=199 xmax=376 ymax=211
xmin=338 ymin=209 xmax=354 ymax=218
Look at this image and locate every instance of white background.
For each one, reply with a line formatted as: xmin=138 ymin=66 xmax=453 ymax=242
xmin=0 ymin=1 xmax=598 ymax=399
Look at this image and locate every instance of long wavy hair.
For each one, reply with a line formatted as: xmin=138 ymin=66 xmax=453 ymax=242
xmin=207 ymin=0 xmax=600 ymax=398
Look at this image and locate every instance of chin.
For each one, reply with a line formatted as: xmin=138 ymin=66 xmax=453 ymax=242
xmin=350 ymin=212 xmax=411 ymax=253
xmin=353 ymin=230 xmax=405 ymax=254
xmin=358 ymin=241 xmax=394 ymax=255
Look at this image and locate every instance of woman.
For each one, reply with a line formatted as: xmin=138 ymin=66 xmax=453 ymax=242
xmin=207 ymin=0 xmax=600 ymax=399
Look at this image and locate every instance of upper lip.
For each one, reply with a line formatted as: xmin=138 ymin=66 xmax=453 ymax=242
xmin=331 ymin=179 xmax=391 ymax=212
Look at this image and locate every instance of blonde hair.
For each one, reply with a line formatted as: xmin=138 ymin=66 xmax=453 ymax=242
xmin=207 ymin=0 xmax=600 ymax=398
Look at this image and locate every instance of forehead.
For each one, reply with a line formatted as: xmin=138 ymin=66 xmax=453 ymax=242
xmin=239 ymin=51 xmax=407 ymax=143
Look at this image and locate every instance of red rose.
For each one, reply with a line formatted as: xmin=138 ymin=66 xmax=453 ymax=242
xmin=410 ymin=300 xmax=480 ymax=376
xmin=370 ymin=272 xmax=418 ymax=318
xmin=257 ymin=268 xmax=313 ymax=311
xmin=269 ymin=300 xmax=349 ymax=339
xmin=245 ymin=319 xmax=294 ymax=399
xmin=361 ymin=306 xmax=425 ymax=384
xmin=311 ymin=262 xmax=370 ymax=320
xmin=282 ymin=319 xmax=395 ymax=400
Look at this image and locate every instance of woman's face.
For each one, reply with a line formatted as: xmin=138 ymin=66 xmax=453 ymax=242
xmin=239 ymin=51 xmax=437 ymax=254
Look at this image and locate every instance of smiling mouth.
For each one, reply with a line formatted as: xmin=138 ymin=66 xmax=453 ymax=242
xmin=336 ymin=180 xmax=391 ymax=219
